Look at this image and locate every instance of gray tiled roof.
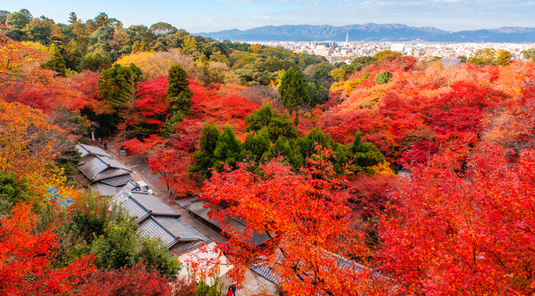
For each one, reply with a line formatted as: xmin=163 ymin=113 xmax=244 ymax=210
xmin=113 ymin=190 xmax=179 ymax=219
xmin=96 ymin=168 xmax=131 ymax=181
xmin=78 ymin=155 xmax=131 ymax=182
xmin=250 ymin=251 xmax=365 ymax=285
xmin=100 ymin=175 xmax=133 ymax=187
xmin=139 ymin=216 xmax=210 ymax=252
xmin=172 ymin=240 xmax=206 ymax=256
xmin=154 ymin=217 xmax=209 ymax=241
xmin=113 ymin=190 xmax=209 ymax=254
xmin=120 ymin=198 xmax=149 ymax=219
xmin=103 ymin=157 xmax=130 ymax=170
xmin=78 ymin=156 xmax=107 ymax=180
xmin=76 ymin=143 xmax=111 ymax=158
xmin=251 ymin=263 xmax=280 ymax=284
xmin=139 ymin=217 xmax=176 ymax=245
xmin=129 ymin=192 xmax=178 ymax=216
xmin=122 ymin=181 xmax=136 ymax=192
xmin=91 ymin=182 xmax=122 ymax=196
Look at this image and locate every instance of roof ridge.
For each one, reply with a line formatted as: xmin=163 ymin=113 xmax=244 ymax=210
xmin=94 ymin=155 xmax=110 ymax=168
xmin=150 ymin=216 xmax=180 ymax=239
xmin=148 ymin=216 xmax=200 ymax=250
xmin=167 ymin=238 xmax=200 ymax=250
xmin=127 ymin=193 xmax=151 ymax=214
xmin=137 ymin=210 xmax=153 ymax=224
xmin=79 ymin=143 xmax=90 ymax=153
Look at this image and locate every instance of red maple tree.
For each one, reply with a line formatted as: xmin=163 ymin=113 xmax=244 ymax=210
xmin=202 ymin=147 xmax=389 ymax=295
xmin=379 ymin=144 xmax=535 ymax=295
xmin=0 ymin=203 xmax=96 ymax=295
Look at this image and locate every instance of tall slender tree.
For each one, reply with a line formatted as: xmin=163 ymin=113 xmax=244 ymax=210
xmin=278 ymin=68 xmax=309 ymax=125
xmin=164 ymin=63 xmax=192 ymax=136
xmin=167 ymin=63 xmax=192 ymax=114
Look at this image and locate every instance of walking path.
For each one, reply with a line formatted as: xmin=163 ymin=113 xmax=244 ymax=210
xmin=106 ymin=142 xmax=225 ymax=243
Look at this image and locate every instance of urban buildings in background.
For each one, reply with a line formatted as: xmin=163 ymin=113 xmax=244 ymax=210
xmin=246 ymin=40 xmax=535 ymax=63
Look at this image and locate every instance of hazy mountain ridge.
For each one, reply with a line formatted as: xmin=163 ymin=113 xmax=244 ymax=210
xmin=197 ymin=23 xmax=535 ymax=42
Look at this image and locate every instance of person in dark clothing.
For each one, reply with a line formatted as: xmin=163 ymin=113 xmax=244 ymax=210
xmin=228 ymin=284 xmax=237 ymax=296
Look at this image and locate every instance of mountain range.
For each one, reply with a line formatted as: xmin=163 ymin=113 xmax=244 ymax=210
xmin=197 ymin=23 xmax=535 ymax=43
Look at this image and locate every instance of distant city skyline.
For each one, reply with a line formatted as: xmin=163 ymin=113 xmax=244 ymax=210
xmin=3 ymin=0 xmax=535 ymax=33
xmin=253 ymin=40 xmax=534 ymax=63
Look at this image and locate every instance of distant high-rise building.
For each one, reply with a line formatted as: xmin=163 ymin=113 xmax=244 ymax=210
xmin=345 ymin=32 xmax=348 ymax=47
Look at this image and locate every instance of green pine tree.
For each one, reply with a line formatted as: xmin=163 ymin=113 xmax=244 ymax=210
xmin=245 ymin=103 xmax=298 ymax=140
xmin=262 ymin=137 xmax=302 ymax=169
xmin=189 ymin=121 xmax=221 ymax=178
xmin=213 ymin=124 xmax=242 ymax=172
xmin=99 ymin=63 xmax=142 ymax=113
xmin=278 ymin=68 xmax=310 ymax=125
xmin=161 ymin=111 xmax=185 ymax=138
xmin=240 ymin=128 xmax=271 ymax=163
xmin=348 ymin=130 xmax=385 ymax=173
xmin=167 ymin=64 xmax=193 ymax=114
xmin=245 ymin=103 xmax=273 ymax=132
xmin=43 ymin=43 xmax=67 ymax=77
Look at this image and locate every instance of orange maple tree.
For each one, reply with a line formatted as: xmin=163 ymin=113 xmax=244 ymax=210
xmin=202 ymin=147 xmax=389 ymax=295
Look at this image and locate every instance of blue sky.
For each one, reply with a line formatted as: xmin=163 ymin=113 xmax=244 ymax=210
xmin=3 ymin=0 xmax=535 ymax=33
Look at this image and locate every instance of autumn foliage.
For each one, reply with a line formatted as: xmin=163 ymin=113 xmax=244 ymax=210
xmin=0 ymin=203 xmax=96 ymax=295
xmin=379 ymin=144 xmax=535 ymax=295
xmin=202 ymin=148 xmax=387 ymax=295
xmin=1 ymin=36 xmax=100 ymax=115
xmin=317 ymin=58 xmax=532 ymax=165
xmin=80 ymin=261 xmax=171 ymax=296
xmin=5 ymin=20 xmax=535 ymax=295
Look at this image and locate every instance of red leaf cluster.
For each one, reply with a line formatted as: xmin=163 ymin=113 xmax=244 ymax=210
xmin=0 ymin=203 xmax=96 ymax=295
xmin=379 ymin=144 xmax=535 ymax=294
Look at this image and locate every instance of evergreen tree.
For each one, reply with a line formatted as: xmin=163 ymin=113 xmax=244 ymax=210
xmin=161 ymin=111 xmax=185 ymax=138
xmin=0 ymin=10 xmax=10 ymax=26
xmin=99 ymin=63 xmax=142 ymax=113
xmin=240 ymin=128 xmax=271 ymax=163
xmin=42 ymin=43 xmax=67 ymax=77
xmin=68 ymin=12 xmax=78 ymax=24
xmin=374 ymin=70 xmax=392 ymax=84
xmin=348 ymin=130 xmax=385 ymax=173
xmin=80 ymin=52 xmax=111 ymax=72
xmin=5 ymin=11 xmax=30 ymax=30
xmin=293 ymin=127 xmax=350 ymax=174
xmin=96 ymin=63 xmax=142 ymax=134
xmin=189 ymin=121 xmax=221 ymax=179
xmin=268 ymin=113 xmax=298 ymax=140
xmin=167 ymin=64 xmax=192 ymax=114
xmin=278 ymin=68 xmax=309 ymax=125
xmin=262 ymin=137 xmax=302 ymax=169
xmin=294 ymin=127 xmax=336 ymax=160
xmin=213 ymin=125 xmax=242 ymax=172
xmin=245 ymin=103 xmax=273 ymax=132
xmin=0 ymin=172 xmax=30 ymax=216
xmin=245 ymin=103 xmax=298 ymax=140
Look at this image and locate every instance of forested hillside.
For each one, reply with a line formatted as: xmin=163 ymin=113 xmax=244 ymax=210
xmin=1 ymin=8 xmax=535 ymax=295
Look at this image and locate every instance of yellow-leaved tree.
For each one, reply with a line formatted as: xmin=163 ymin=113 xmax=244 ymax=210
xmin=0 ymin=100 xmax=75 ymax=201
